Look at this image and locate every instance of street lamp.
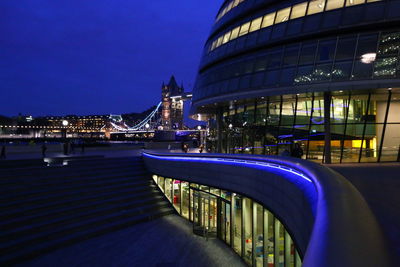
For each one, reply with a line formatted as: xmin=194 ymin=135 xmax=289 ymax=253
xmin=62 ymin=120 xmax=69 ymax=126
xmin=197 ymin=125 xmax=202 ymax=130
xmin=145 ymin=123 xmax=150 ymax=129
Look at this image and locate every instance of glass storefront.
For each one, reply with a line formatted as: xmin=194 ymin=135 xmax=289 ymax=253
xmin=152 ymin=174 xmax=302 ymax=267
xmin=210 ymin=88 xmax=400 ymax=164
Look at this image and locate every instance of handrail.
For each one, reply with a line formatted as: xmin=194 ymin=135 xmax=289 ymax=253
xmin=142 ymin=151 xmax=395 ymax=267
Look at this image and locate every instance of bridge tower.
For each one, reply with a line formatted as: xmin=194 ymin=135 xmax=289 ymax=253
xmin=161 ymin=75 xmax=184 ymax=130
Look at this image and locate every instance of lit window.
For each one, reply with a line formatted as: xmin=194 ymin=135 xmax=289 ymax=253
xmin=249 ymin=17 xmax=263 ymax=32
xmin=222 ymin=32 xmax=231 ymax=44
xmin=290 ymin=2 xmax=308 ymax=19
xmin=326 ymin=0 xmax=345 ymax=10
xmin=275 ymin=7 xmax=291 ymax=24
xmin=239 ymin=22 xmax=250 ymax=37
xmin=261 ymin=12 xmax=276 ymax=28
xmin=216 ymin=36 xmax=223 ymax=47
xmin=230 ymin=26 xmax=240 ymax=40
xmin=346 ymin=0 xmax=365 ymax=6
xmin=367 ymin=0 xmax=381 ymax=2
xmin=211 ymin=41 xmax=217 ymax=51
xmin=307 ymin=0 xmax=326 ymax=15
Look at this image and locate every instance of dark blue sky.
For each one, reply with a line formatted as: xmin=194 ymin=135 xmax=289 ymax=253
xmin=0 ymin=0 xmax=221 ymax=117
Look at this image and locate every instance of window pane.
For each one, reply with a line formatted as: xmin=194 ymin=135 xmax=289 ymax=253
xmin=299 ymin=42 xmax=317 ymax=64
xmin=374 ymin=57 xmax=398 ymax=77
xmin=223 ymin=32 xmax=231 ymax=44
xmin=332 ymin=61 xmax=353 ymax=80
xmin=291 ymin=2 xmax=308 ymax=19
xmin=262 ymin=12 xmax=276 ymax=28
xmin=254 ymin=203 xmax=263 ymax=267
xmin=308 ymin=0 xmax=326 ymax=15
xmin=233 ymin=194 xmax=242 ymax=255
xmin=243 ymin=198 xmax=252 ymax=265
xmin=250 ymin=17 xmax=263 ymax=33
xmin=275 ymin=7 xmax=291 ymax=24
xmin=377 ymin=32 xmax=400 ymax=56
xmin=346 ymin=0 xmax=365 ymax=6
xmin=356 ymin=34 xmax=378 ymax=58
xmin=283 ymin=45 xmax=300 ymax=66
xmin=316 ymin=39 xmax=337 ymax=62
xmin=326 ymin=0 xmax=345 ymax=10
xmin=267 ymin=49 xmax=283 ymax=69
xmin=336 ymin=37 xmax=357 ymax=60
xmin=230 ymin=26 xmax=240 ymax=40
xmin=239 ymin=22 xmax=251 ymax=37
xmin=264 ymin=210 xmax=275 ymax=266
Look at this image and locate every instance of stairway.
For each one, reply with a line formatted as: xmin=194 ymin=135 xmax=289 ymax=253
xmin=0 ymin=156 xmax=174 ymax=266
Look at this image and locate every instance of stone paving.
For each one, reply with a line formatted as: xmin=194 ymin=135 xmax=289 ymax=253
xmin=22 ymin=215 xmax=245 ymax=267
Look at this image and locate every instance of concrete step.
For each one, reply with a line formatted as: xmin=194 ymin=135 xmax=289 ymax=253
xmin=0 ymin=181 xmax=156 ymax=209
xmin=0 ymin=189 xmax=163 ymax=228
xmin=0 ymin=186 xmax=158 ymax=221
xmin=0 ymin=207 xmax=174 ymax=266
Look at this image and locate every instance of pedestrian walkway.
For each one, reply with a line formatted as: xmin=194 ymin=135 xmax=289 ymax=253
xmin=23 ymin=215 xmax=245 ymax=267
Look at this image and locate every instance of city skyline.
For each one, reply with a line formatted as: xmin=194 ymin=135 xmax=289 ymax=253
xmin=0 ymin=0 xmax=221 ymax=117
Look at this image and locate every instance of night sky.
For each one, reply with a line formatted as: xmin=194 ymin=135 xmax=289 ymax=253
xmin=1 ymin=1 xmax=221 ymax=117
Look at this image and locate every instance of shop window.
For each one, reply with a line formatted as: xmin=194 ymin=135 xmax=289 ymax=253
xmin=250 ymin=17 xmax=263 ymax=33
xmin=243 ymin=198 xmax=253 ymax=265
xmin=264 ymin=210 xmax=275 ymax=267
xmin=307 ymin=0 xmax=326 ymax=15
xmin=253 ymin=203 xmax=264 ymax=267
xmin=346 ymin=0 xmax=365 ymax=6
xmin=326 ymin=0 xmax=345 ymax=10
xmin=233 ymin=194 xmax=242 ymax=255
xmin=335 ymin=37 xmax=357 ymax=60
xmin=290 ymin=2 xmax=308 ymax=19
xmin=262 ymin=12 xmax=276 ymax=28
xmin=275 ymin=7 xmax=291 ymax=24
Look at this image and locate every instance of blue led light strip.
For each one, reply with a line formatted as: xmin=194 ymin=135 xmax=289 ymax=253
xmin=143 ymin=153 xmax=312 ymax=183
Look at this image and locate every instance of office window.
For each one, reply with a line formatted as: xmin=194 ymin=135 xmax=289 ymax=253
xmin=356 ymin=34 xmax=378 ymax=58
xmin=262 ymin=12 xmax=276 ymax=28
xmin=346 ymin=0 xmax=365 ymax=6
xmin=250 ymin=17 xmax=263 ymax=32
xmin=223 ymin=32 xmax=231 ymax=44
xmin=239 ymin=22 xmax=251 ymax=37
xmin=316 ymin=39 xmax=337 ymax=62
xmin=230 ymin=26 xmax=240 ymax=40
xmin=291 ymin=2 xmax=308 ymax=19
xmin=326 ymin=0 xmax=345 ymax=10
xmin=275 ymin=7 xmax=291 ymax=24
xmin=216 ymin=36 xmax=224 ymax=47
xmin=299 ymin=42 xmax=317 ymax=64
xmin=336 ymin=37 xmax=357 ymax=60
xmin=308 ymin=0 xmax=326 ymax=15
xmin=283 ymin=45 xmax=300 ymax=66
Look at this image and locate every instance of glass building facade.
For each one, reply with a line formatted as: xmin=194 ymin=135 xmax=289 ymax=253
xmin=191 ymin=0 xmax=400 ymax=164
xmin=152 ymin=174 xmax=302 ymax=267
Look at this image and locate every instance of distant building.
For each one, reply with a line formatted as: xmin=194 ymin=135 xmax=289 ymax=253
xmin=161 ymin=76 xmax=184 ymax=130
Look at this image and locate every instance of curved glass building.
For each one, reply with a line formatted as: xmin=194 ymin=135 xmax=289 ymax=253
xmin=192 ymin=0 xmax=400 ymax=163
